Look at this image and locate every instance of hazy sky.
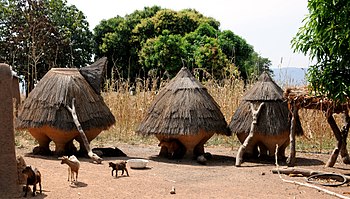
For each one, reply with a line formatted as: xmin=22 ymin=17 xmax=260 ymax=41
xmin=67 ymin=0 xmax=312 ymax=68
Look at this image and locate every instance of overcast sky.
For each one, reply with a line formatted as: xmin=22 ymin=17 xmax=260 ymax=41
xmin=67 ymin=0 xmax=312 ymax=68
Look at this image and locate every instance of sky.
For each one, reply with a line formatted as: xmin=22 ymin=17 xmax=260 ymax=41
xmin=67 ymin=0 xmax=312 ymax=68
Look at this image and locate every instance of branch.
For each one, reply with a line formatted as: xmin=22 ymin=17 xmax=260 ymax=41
xmin=66 ymin=98 xmax=102 ymax=164
xmin=273 ymin=145 xmax=350 ymax=199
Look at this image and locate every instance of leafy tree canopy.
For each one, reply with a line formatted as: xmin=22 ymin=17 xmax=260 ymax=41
xmin=292 ymin=0 xmax=350 ymax=102
xmin=94 ymin=6 xmax=271 ymax=84
xmin=0 ymin=0 xmax=93 ymax=94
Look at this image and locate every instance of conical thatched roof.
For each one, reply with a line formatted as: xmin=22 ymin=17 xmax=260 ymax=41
xmin=79 ymin=57 xmax=107 ymax=95
xmin=229 ymin=72 xmax=303 ymax=136
xmin=137 ymin=67 xmax=230 ymax=136
xmin=243 ymin=72 xmax=284 ymax=101
xmin=16 ymin=67 xmax=115 ymax=132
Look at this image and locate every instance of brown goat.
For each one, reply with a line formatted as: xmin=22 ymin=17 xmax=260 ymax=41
xmin=22 ymin=166 xmax=42 ymax=197
xmin=60 ymin=155 xmax=80 ymax=182
xmin=109 ymin=161 xmax=129 ymax=177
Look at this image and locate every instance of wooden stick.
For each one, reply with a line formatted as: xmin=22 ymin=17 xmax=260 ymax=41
xmin=326 ymin=112 xmax=342 ymax=167
xmin=287 ymin=103 xmax=298 ymax=166
xmin=271 ymin=168 xmax=350 ymax=182
xmin=66 ymin=98 xmax=103 ymax=164
xmin=274 ymin=145 xmax=350 ymax=199
xmin=235 ymin=102 xmax=264 ymax=166
xmin=340 ymin=111 xmax=350 ymax=164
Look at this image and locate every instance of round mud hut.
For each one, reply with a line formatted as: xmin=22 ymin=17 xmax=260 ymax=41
xmin=229 ymin=72 xmax=303 ymax=161
xmin=136 ymin=67 xmax=230 ymax=159
xmin=16 ymin=58 xmax=116 ymax=155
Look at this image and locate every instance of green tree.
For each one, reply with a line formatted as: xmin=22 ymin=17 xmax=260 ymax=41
xmin=139 ymin=30 xmax=184 ymax=78
xmin=218 ymin=30 xmax=255 ymax=80
xmin=182 ymin=23 xmax=231 ymax=80
xmin=48 ymin=0 xmax=93 ymax=68
xmin=93 ymin=6 xmax=271 ymax=84
xmin=94 ymin=6 xmax=161 ymax=80
xmin=292 ymin=0 xmax=350 ymax=102
xmin=243 ymin=52 xmax=272 ymax=81
xmin=0 ymin=0 xmax=93 ymax=94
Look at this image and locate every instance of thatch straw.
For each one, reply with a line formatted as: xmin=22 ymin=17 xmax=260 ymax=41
xmin=229 ymin=72 xmax=303 ymax=136
xmin=16 ymin=68 xmax=115 ymax=132
xmin=136 ymin=67 xmax=230 ymax=136
xmin=79 ymin=57 xmax=107 ymax=95
xmin=243 ymin=72 xmax=284 ymax=101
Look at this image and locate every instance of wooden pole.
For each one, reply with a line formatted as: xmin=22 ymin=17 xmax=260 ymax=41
xmin=287 ymin=103 xmax=297 ymax=166
xmin=326 ymin=110 xmax=343 ymax=167
xmin=340 ymin=111 xmax=350 ymax=164
xmin=66 ymin=98 xmax=103 ymax=164
xmin=235 ymin=102 xmax=264 ymax=166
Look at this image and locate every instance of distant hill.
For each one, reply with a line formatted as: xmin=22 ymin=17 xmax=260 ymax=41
xmin=271 ymin=67 xmax=308 ymax=87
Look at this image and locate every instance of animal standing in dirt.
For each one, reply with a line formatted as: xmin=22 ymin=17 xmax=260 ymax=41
xmin=22 ymin=166 xmax=42 ymax=197
xmin=109 ymin=161 xmax=129 ymax=177
xmin=60 ymin=155 xmax=80 ymax=182
xmin=158 ymin=139 xmax=186 ymax=159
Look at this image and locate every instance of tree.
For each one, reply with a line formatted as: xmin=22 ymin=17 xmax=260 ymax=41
xmin=182 ymin=23 xmax=231 ymax=80
xmin=218 ymin=30 xmax=255 ymax=80
xmin=139 ymin=30 xmax=184 ymax=78
xmin=94 ymin=6 xmax=161 ymax=81
xmin=0 ymin=0 xmax=93 ymax=94
xmin=93 ymin=6 xmax=271 ymax=84
xmin=47 ymin=1 xmax=93 ymax=68
xmin=292 ymin=0 xmax=350 ymax=102
xmin=243 ymin=52 xmax=273 ymax=82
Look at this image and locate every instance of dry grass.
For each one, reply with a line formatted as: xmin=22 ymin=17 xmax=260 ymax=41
xmin=15 ymin=76 xmax=344 ymax=154
xmin=96 ymin=76 xmax=342 ymax=154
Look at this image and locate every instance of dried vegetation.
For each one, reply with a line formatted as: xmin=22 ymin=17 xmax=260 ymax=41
xmin=15 ymin=75 xmax=342 ymax=154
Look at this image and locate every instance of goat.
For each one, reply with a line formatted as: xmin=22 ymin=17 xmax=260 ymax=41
xmin=59 ymin=155 xmax=80 ymax=182
xmin=109 ymin=161 xmax=129 ymax=177
xmin=22 ymin=166 xmax=42 ymax=197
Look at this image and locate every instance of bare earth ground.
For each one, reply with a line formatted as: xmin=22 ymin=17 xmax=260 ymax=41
xmin=14 ymin=143 xmax=350 ymax=199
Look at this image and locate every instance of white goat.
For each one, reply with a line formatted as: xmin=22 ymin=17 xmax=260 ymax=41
xmin=59 ymin=155 xmax=80 ymax=182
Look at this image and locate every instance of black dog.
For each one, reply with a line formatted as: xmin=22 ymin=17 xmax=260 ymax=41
xmin=109 ymin=161 xmax=129 ymax=177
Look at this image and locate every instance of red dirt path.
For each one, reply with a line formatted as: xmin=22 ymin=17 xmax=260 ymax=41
xmin=15 ymin=143 xmax=350 ymax=199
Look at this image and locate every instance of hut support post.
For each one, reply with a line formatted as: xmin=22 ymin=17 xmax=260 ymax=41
xmin=66 ymin=98 xmax=103 ymax=164
xmin=340 ymin=111 xmax=350 ymax=164
xmin=325 ymin=110 xmax=344 ymax=167
xmin=287 ymin=104 xmax=297 ymax=167
xmin=235 ymin=102 xmax=264 ymax=167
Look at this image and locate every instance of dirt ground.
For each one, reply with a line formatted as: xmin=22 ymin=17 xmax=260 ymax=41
xmin=14 ymin=143 xmax=350 ymax=199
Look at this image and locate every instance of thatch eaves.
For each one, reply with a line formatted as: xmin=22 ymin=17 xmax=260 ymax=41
xmin=16 ymin=68 xmax=115 ymax=132
xmin=243 ymin=72 xmax=284 ymax=101
xmin=137 ymin=67 xmax=230 ymax=136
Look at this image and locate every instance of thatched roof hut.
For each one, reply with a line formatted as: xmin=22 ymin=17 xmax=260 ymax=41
xmin=229 ymin=72 xmax=303 ymax=160
xmin=229 ymin=72 xmax=302 ymax=136
xmin=16 ymin=58 xmax=115 ymax=155
xmin=137 ymin=67 xmax=229 ymax=158
xmin=137 ymin=67 xmax=229 ymax=136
